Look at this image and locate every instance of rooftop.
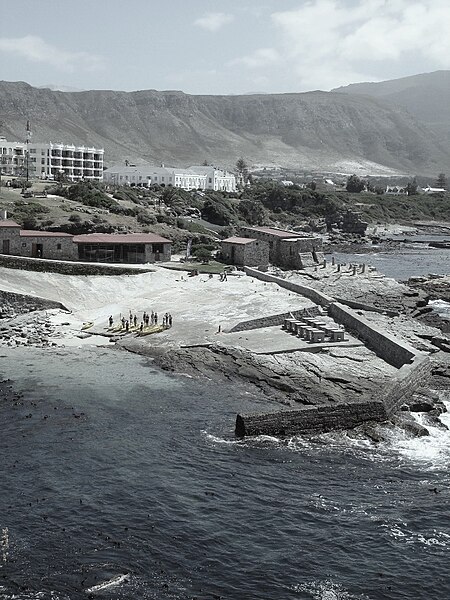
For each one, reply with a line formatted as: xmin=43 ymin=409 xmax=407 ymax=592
xmin=20 ymin=230 xmax=73 ymax=238
xmin=73 ymin=233 xmax=171 ymax=244
xmin=241 ymin=226 xmax=304 ymax=239
xmin=222 ymin=236 xmax=257 ymax=245
xmin=0 ymin=219 xmax=21 ymax=228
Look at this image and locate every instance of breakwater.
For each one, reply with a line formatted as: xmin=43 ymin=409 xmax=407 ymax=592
xmin=236 ymin=268 xmax=433 ymax=437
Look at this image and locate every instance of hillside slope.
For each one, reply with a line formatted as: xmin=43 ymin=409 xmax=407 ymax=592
xmin=0 ymin=80 xmax=448 ymax=175
xmin=334 ymin=70 xmax=450 ymax=146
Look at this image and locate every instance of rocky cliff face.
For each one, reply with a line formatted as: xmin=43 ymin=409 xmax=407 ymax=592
xmin=335 ymin=70 xmax=450 ymax=150
xmin=1 ymin=80 xmax=448 ymax=174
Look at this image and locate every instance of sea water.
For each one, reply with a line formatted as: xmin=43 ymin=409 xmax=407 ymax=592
xmin=0 ymin=346 xmax=449 ymax=600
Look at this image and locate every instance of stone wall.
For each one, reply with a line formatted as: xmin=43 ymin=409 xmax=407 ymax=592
xmin=236 ymin=400 xmax=388 ymax=437
xmin=243 ymin=267 xmax=335 ymax=307
xmin=21 ymin=235 xmax=77 ymax=261
xmin=0 ymin=254 xmax=154 ymax=276
xmin=0 ymin=226 xmax=21 ymax=255
xmin=0 ymin=289 xmax=68 ymax=313
xmin=328 ymin=302 xmax=417 ymax=368
xmin=229 ymin=306 xmax=321 ymax=332
xmin=382 ymin=354 xmax=431 ymax=415
xmin=221 ymin=239 xmax=269 ymax=267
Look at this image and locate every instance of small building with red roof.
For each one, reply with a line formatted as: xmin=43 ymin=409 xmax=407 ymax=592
xmin=0 ymin=216 xmax=172 ymax=264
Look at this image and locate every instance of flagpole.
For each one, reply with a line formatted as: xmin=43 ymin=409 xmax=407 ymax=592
xmin=26 ymin=120 xmax=31 ymax=183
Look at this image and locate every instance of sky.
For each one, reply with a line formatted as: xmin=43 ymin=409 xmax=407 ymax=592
xmin=1 ymin=0 xmax=450 ymax=95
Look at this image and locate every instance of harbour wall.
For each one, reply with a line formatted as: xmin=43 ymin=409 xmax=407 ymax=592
xmin=236 ymin=401 xmax=388 ymax=437
xmin=236 ymin=268 xmax=433 ymax=436
xmin=229 ymin=307 xmax=321 ymax=333
xmin=328 ymin=302 xmax=417 ymax=368
xmin=243 ymin=267 xmax=334 ymax=307
xmin=0 ymin=254 xmax=154 ymax=276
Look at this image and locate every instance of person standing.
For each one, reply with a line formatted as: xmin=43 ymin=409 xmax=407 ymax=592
xmin=108 ymin=315 xmax=113 ymax=327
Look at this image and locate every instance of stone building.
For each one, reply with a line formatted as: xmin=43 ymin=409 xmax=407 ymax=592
xmin=0 ymin=218 xmax=172 ymax=264
xmin=0 ymin=219 xmax=75 ymax=260
xmin=239 ymin=226 xmax=323 ymax=269
xmin=73 ymin=233 xmax=171 ymax=263
xmin=221 ymin=237 xmax=269 ymax=267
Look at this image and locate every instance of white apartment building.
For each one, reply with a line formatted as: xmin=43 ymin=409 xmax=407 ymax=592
xmin=103 ymin=163 xmax=236 ymax=192
xmin=0 ymin=137 xmax=104 ymax=181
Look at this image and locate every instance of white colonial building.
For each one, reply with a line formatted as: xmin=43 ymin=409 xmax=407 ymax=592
xmin=103 ymin=162 xmax=236 ymax=192
xmin=0 ymin=137 xmax=104 ymax=181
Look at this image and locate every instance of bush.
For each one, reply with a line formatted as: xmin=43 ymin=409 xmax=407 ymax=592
xmin=10 ymin=179 xmax=32 ymax=189
xmin=136 ymin=211 xmax=157 ymax=225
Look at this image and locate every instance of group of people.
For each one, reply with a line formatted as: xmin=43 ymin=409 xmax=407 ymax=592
xmin=108 ymin=310 xmax=174 ymax=333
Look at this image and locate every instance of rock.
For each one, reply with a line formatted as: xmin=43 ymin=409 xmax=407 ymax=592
xmin=391 ymin=413 xmax=429 ymax=437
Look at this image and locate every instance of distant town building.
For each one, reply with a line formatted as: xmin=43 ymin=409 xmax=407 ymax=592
xmin=0 ymin=216 xmax=171 ymax=264
xmin=103 ymin=162 xmax=236 ymax=192
xmin=385 ymin=185 xmax=407 ymax=195
xmin=422 ymin=186 xmax=446 ymax=194
xmin=0 ymin=136 xmax=104 ymax=181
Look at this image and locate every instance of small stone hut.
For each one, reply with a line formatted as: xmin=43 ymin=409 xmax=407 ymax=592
xmin=239 ymin=226 xmax=323 ymax=269
xmin=221 ymin=236 xmax=269 ymax=267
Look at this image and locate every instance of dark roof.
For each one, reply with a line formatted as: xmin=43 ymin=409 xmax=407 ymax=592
xmin=20 ymin=230 xmax=73 ymax=238
xmin=0 ymin=219 xmax=21 ymax=228
xmin=72 ymin=233 xmax=171 ymax=244
xmin=222 ymin=236 xmax=257 ymax=245
xmin=241 ymin=226 xmax=304 ymax=238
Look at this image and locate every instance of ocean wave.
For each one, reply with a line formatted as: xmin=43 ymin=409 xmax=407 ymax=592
xmin=429 ymin=299 xmax=450 ymax=318
xmin=381 ymin=521 xmax=450 ymax=549
xmin=292 ymin=579 xmax=371 ymax=599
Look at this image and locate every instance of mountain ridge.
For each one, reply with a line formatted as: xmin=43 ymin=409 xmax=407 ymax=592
xmin=0 ymin=78 xmax=449 ymax=176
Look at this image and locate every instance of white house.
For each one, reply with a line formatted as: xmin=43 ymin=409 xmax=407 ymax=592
xmin=188 ymin=166 xmax=236 ymax=192
xmin=103 ymin=162 xmax=236 ymax=192
xmin=422 ymin=186 xmax=446 ymax=194
xmin=385 ymin=185 xmax=407 ymax=195
xmin=0 ymin=137 xmax=104 ymax=181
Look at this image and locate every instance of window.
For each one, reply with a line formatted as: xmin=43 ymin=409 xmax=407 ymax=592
xmin=57 ymin=243 xmax=62 ymax=250
xmin=21 ymin=242 xmax=27 ymax=247
xmin=29 ymin=149 xmax=36 ymax=154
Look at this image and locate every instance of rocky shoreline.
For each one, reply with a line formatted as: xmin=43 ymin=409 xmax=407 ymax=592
xmin=1 ymin=257 xmax=449 ymax=440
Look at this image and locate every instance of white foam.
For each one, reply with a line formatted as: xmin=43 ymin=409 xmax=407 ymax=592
xmin=84 ymin=573 xmax=129 ymax=593
xmin=393 ymin=400 xmax=450 ymax=469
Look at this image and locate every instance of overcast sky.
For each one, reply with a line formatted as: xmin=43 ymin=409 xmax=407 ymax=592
xmin=1 ymin=0 xmax=450 ymax=95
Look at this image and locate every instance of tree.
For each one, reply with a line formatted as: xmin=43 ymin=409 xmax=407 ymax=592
xmin=436 ymin=173 xmax=447 ymax=189
xmin=236 ymin=157 xmax=249 ymax=184
xmin=238 ymin=199 xmax=265 ymax=225
xmin=194 ymin=247 xmax=212 ymax=263
xmin=406 ymin=177 xmax=418 ymax=196
xmin=346 ymin=174 xmax=365 ymax=193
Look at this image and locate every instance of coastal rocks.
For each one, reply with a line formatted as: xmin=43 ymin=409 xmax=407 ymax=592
xmin=287 ymin=267 xmax=428 ymax=315
xmin=0 ymin=310 xmax=56 ymax=348
xmin=408 ymin=274 xmax=450 ymax=303
xmin=120 ymin=337 xmax=397 ymax=410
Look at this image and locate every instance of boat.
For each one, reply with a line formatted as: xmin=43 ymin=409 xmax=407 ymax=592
xmin=138 ymin=324 xmax=164 ymax=336
xmin=81 ymin=322 xmax=94 ymax=331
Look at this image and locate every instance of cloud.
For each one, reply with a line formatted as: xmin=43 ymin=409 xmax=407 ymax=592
xmin=0 ymin=35 xmax=105 ymax=72
xmin=194 ymin=12 xmax=234 ymax=32
xmin=229 ymin=48 xmax=280 ymax=69
xmin=230 ymin=0 xmax=450 ymax=91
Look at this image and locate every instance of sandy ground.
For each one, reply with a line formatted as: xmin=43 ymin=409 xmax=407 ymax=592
xmin=0 ymin=266 xmax=315 ymax=348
